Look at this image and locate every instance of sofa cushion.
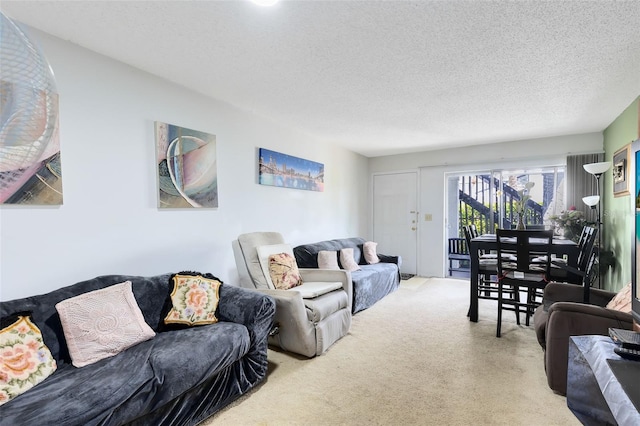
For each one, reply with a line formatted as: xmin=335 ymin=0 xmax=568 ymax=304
xmin=318 ymin=250 xmax=340 ymax=270
xmin=55 ymin=281 xmax=156 ymax=368
xmin=351 ymin=264 xmax=400 ymax=313
xmin=363 ymin=241 xmax=380 ymax=264
xmin=163 ymin=274 xmax=221 ymax=326
xmin=147 ymin=322 xmax=251 ymax=405
xmin=268 ymin=253 xmax=303 ymax=290
xmin=0 ymin=338 xmax=157 ymax=425
xmin=339 ymin=248 xmax=361 ymax=272
xmin=0 ymin=313 xmax=57 ymax=406
xmin=0 ymin=322 xmax=252 ymax=425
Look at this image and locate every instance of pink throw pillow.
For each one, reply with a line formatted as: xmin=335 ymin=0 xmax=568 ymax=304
xmin=56 ymin=281 xmax=155 ymax=368
xmin=363 ymin=241 xmax=380 ymax=264
xmin=318 ymin=250 xmax=340 ymax=270
xmin=606 ymin=282 xmax=632 ymax=313
xmin=340 ymin=248 xmax=361 ymax=272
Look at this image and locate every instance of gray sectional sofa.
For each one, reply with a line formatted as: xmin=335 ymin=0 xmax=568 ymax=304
xmin=0 ymin=273 xmax=275 ymax=425
xmin=294 ymin=237 xmax=402 ymax=313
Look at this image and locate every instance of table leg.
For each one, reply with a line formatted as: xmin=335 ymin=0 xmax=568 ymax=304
xmin=469 ymin=244 xmax=479 ymax=322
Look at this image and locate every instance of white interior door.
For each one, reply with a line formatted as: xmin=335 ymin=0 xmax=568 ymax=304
xmin=373 ymin=172 xmax=418 ymax=275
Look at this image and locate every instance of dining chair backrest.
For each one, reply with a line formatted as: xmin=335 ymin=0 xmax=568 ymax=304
xmin=496 ymin=229 xmax=553 ymax=279
xmin=576 ymin=226 xmax=598 ymax=273
xmin=462 ymin=224 xmax=480 ymax=246
xmin=462 ymin=225 xmax=472 ymax=247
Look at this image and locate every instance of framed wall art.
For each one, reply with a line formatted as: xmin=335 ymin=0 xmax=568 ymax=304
xmin=155 ymin=122 xmax=218 ymax=208
xmin=1 ymin=13 xmax=63 ymax=205
xmin=258 ymin=148 xmax=324 ymax=192
xmin=613 ymin=143 xmax=631 ymax=197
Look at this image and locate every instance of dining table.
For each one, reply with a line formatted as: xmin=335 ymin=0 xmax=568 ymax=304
xmin=468 ymin=233 xmax=580 ymax=322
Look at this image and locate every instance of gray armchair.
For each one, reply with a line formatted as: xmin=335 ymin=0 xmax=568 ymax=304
xmin=533 ymin=282 xmax=633 ymax=395
xmin=232 ymin=232 xmax=352 ymax=358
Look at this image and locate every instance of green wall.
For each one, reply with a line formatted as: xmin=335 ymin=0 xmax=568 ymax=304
xmin=603 ymin=96 xmax=639 ymax=291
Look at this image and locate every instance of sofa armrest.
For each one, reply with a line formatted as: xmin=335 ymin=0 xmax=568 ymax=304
xmin=217 ymin=285 xmax=276 ymax=345
xmin=378 ymin=254 xmax=401 ymax=266
xmin=378 ymin=254 xmax=402 ymax=281
xmin=215 ymin=284 xmax=276 ymax=384
xmin=542 ymin=282 xmax=616 ymax=310
xmin=299 ymin=268 xmax=352 ymax=309
xmin=548 ymin=302 xmax=634 ymax=325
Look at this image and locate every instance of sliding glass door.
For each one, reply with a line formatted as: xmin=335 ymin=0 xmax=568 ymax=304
xmin=446 ymin=166 xmax=565 ymax=274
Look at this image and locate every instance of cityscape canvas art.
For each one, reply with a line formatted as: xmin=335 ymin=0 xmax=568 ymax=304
xmin=258 ymin=148 xmax=324 ymax=192
xmin=155 ymin=122 xmax=218 ymax=208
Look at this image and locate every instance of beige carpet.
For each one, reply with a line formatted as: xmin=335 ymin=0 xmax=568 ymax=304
xmin=203 ymin=277 xmax=580 ymax=425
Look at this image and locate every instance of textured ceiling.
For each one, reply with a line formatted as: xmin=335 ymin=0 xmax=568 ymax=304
xmin=2 ymin=0 xmax=640 ymax=157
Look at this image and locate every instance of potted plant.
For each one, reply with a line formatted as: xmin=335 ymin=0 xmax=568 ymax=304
xmin=514 ymin=182 xmax=535 ymax=230
xmin=549 ymin=206 xmax=589 ymax=242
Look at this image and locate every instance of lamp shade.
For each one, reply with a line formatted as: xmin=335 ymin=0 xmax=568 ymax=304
xmin=583 ymin=161 xmax=612 ymax=175
xmin=582 ymin=195 xmax=600 ymax=207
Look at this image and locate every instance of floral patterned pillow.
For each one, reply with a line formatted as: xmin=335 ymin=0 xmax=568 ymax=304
xmin=163 ymin=274 xmax=222 ymax=326
xmin=0 ymin=313 xmax=57 ymax=405
xmin=268 ymin=253 xmax=303 ymax=290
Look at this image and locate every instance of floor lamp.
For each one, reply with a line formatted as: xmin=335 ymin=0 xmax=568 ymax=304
xmin=582 ymin=161 xmax=612 ymax=288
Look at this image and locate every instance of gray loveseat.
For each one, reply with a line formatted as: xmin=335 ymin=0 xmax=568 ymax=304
xmin=0 ymin=273 xmax=275 ymax=425
xmin=294 ymin=237 xmax=402 ymax=313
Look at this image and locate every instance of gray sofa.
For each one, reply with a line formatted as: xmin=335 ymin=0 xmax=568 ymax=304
xmin=293 ymin=237 xmax=402 ymax=313
xmin=0 ymin=274 xmax=275 ymax=425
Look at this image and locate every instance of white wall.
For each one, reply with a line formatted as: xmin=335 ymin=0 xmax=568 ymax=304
xmin=0 ymin=28 xmax=369 ymax=301
xmin=370 ymin=133 xmax=603 ymax=277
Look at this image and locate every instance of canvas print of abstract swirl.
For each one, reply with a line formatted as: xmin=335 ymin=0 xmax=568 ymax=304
xmin=1 ymin=12 xmax=63 ymax=205
xmin=155 ymin=122 xmax=218 ymax=208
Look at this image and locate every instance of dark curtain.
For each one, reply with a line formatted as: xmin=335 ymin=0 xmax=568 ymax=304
xmin=566 ymin=153 xmax=603 ymax=223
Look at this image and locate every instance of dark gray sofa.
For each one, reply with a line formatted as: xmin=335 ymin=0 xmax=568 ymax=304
xmin=293 ymin=237 xmax=402 ymax=313
xmin=0 ymin=274 xmax=275 ymax=425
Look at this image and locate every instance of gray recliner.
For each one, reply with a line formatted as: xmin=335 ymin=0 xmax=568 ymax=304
xmin=232 ymin=232 xmax=352 ymax=358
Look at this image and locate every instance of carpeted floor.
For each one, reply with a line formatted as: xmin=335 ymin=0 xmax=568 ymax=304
xmin=203 ymin=277 xmax=580 ymax=425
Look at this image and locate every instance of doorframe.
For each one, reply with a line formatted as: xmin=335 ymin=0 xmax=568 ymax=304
xmin=370 ymin=169 xmax=421 ymax=276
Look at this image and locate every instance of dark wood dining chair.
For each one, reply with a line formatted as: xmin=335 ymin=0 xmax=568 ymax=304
xmin=550 ymin=226 xmax=598 ymax=288
xmin=463 ymin=225 xmax=498 ymax=300
xmin=496 ymin=229 xmax=553 ymax=337
xmin=447 ymin=237 xmax=470 ymax=276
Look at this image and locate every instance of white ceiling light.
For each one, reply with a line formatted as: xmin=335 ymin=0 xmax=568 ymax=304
xmin=250 ymin=0 xmax=280 ymax=6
